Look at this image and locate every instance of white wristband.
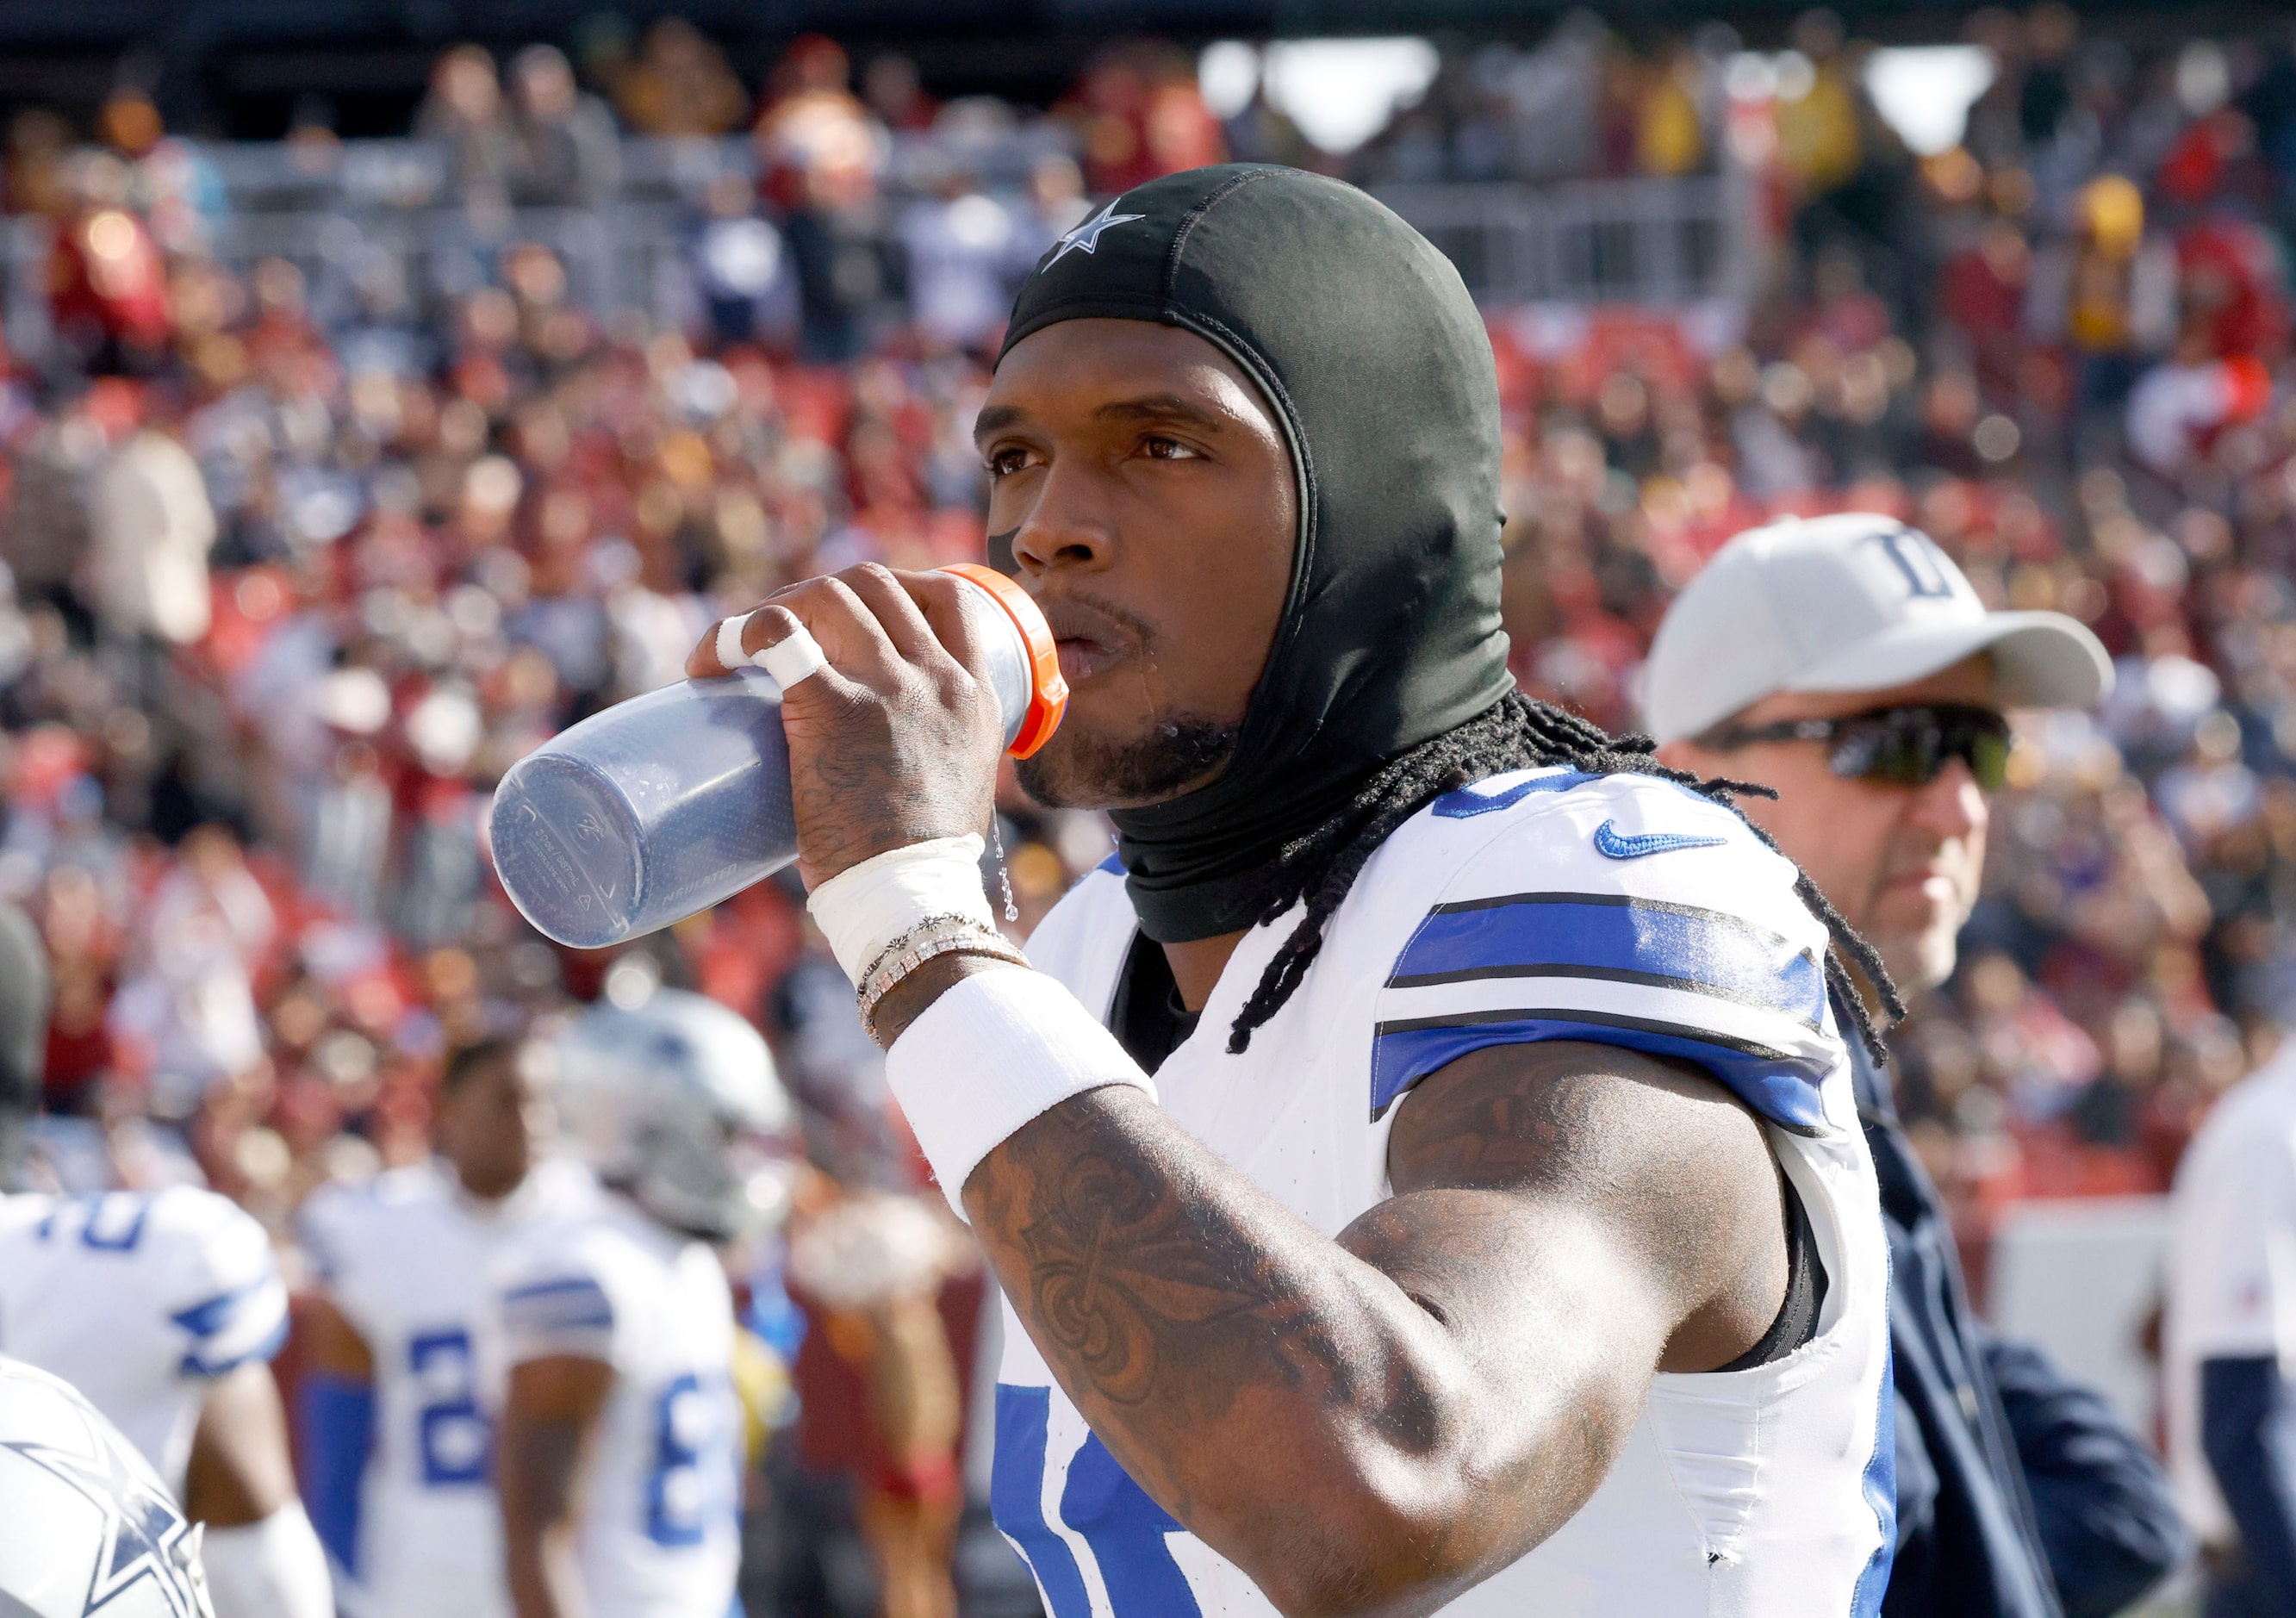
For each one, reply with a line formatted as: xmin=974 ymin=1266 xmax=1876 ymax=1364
xmin=806 ymin=835 xmax=994 ymax=984
xmin=885 ymin=969 xmax=1157 ymax=1217
xmin=200 ymin=1501 xmax=334 ymax=1618
xmin=715 ymin=614 xmax=829 ymax=690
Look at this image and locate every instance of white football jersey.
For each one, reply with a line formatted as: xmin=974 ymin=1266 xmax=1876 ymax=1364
xmin=993 ymin=768 xmax=1895 ymax=1617
xmin=482 ymin=1194 xmax=742 ymax=1618
xmin=0 ymin=1186 xmax=289 ymax=1492
xmin=2162 ymin=1048 xmax=2296 ymax=1543
xmin=299 ymin=1157 xmax=596 ymax=1618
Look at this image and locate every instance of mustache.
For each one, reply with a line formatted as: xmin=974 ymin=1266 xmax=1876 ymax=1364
xmin=1039 ymin=588 xmax=1159 ymax=654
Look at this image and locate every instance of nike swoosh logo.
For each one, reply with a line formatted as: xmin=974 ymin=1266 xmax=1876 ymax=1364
xmin=1592 ymin=820 xmax=1729 ymax=860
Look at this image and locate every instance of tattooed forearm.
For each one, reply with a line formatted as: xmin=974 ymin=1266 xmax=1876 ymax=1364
xmin=959 ymin=1039 xmax=1785 ymax=1617
xmin=965 ymin=1084 xmax=1476 ymax=1614
xmin=968 ymin=1086 xmax=1402 ymax=1422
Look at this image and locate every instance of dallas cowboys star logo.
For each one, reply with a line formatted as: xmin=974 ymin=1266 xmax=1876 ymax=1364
xmin=1042 ymin=197 xmax=1145 ymax=271
xmin=2 ymin=1416 xmax=208 ymax=1616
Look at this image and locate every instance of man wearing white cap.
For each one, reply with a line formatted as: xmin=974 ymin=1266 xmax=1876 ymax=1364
xmin=1652 ymin=513 xmax=2185 ymax=1618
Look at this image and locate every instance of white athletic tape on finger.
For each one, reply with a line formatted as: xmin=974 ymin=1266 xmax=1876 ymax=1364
xmin=714 ymin=615 xmax=750 ymax=672
xmin=757 ymin=623 xmax=828 ymax=690
xmin=713 ymin=615 xmax=830 ymax=690
xmin=807 ymin=835 xmax=996 ymax=985
xmin=887 ymin=969 xmax=1156 ymax=1217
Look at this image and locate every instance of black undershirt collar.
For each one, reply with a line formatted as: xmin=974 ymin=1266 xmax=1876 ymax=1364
xmin=1111 ymin=930 xmax=1200 ymax=1075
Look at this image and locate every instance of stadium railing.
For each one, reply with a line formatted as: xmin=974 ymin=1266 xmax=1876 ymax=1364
xmin=1370 ymin=170 xmax=1757 ymax=309
xmin=0 ymin=134 xmax=1758 ymax=355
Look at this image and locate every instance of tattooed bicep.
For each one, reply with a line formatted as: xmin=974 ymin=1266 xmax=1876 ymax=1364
xmin=1384 ymin=1039 xmax=1756 ymax=1190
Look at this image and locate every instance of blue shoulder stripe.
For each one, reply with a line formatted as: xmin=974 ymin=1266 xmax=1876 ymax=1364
xmin=1430 ymin=769 xmax=1597 ymax=818
xmin=173 ymin=1278 xmax=289 ymax=1376
xmin=172 ymin=1277 xmax=274 ymax=1341
xmin=1371 ymin=1008 xmax=1832 ymax=1133
xmin=502 ymin=1275 xmax=609 ymax=1304
xmin=501 ymin=1275 xmax=614 ymax=1333
xmin=181 ymin=1316 xmax=290 ymax=1378
xmin=1388 ymin=892 xmax=1822 ymax=1029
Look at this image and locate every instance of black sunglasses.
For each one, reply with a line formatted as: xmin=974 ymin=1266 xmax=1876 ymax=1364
xmin=1702 ymin=702 xmax=2013 ymax=792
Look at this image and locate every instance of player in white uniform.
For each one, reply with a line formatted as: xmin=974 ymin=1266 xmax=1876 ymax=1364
xmin=2164 ymin=1043 xmax=2296 ymax=1613
xmin=0 ymin=1184 xmax=331 ymax=1617
xmin=297 ymin=1036 xmax=594 ymax=1618
xmin=694 ymin=163 xmax=1895 ymax=1614
xmin=486 ymin=989 xmax=792 ymax=1618
xmin=989 ymin=777 xmax=1894 ymax=1616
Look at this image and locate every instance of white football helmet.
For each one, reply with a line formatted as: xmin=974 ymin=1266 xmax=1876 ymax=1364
xmin=556 ymin=987 xmax=793 ymax=1242
xmin=0 ymin=1356 xmax=213 ymax=1618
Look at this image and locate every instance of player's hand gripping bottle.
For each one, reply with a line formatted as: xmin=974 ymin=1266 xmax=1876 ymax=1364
xmin=488 ymin=564 xmax=1067 ymax=949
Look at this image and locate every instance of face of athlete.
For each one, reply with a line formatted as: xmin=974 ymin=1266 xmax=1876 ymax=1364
xmin=434 ymin=1047 xmax=554 ymax=1201
xmin=976 ymin=319 xmax=1297 ymax=810
xmin=1660 ymin=656 xmax=1995 ymax=998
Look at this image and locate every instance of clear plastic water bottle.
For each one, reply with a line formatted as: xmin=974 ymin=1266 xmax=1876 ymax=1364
xmin=489 ymin=565 xmax=1067 ymax=950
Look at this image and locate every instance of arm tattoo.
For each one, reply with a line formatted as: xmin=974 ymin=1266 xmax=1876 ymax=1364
xmin=972 ymin=1092 xmax=1356 ymax=1414
xmin=967 ymin=1091 xmax=1447 ymax=1498
xmin=1383 ymin=1042 xmax=1610 ymax=1194
xmin=963 ymin=1040 xmax=1780 ymax=1604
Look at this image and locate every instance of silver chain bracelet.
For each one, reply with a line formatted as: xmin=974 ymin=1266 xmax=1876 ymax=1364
xmin=855 ymin=916 xmax=1029 ymax=1044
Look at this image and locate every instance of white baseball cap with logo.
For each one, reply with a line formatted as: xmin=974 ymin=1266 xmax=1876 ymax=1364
xmin=1641 ymin=512 xmax=2113 ymax=744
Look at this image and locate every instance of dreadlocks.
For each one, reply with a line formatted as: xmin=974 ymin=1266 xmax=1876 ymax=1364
xmin=1224 ymin=691 xmax=1905 ymax=1061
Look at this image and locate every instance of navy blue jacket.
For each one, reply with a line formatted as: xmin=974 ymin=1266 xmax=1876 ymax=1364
xmin=2199 ymin=1354 xmax=2296 ymax=1615
xmin=1849 ymin=1015 xmax=2185 ymax=1617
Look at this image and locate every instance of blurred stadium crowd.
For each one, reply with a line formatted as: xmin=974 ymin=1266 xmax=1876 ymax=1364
xmin=1 ymin=5 xmax=2294 ymax=1610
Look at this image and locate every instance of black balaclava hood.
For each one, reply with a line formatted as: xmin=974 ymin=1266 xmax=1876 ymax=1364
xmin=999 ymin=165 xmax=1512 ymax=943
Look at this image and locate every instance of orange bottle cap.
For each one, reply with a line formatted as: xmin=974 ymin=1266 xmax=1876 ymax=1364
xmin=938 ymin=563 xmax=1069 ymax=759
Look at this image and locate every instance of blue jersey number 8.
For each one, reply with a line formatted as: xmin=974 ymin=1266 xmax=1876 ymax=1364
xmin=408 ymin=1329 xmax=489 ymax=1486
xmin=992 ymin=1384 xmax=1202 ymax=1618
xmin=647 ymin=1372 xmax=737 ymax=1546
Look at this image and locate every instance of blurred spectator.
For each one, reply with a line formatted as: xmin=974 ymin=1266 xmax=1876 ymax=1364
xmin=755 ymin=34 xmax=885 ymax=197
xmin=99 ymin=89 xmax=227 ymax=257
xmin=862 ymin=54 xmax=936 ymax=136
xmin=2125 ymin=343 xmax=2270 ymax=476
xmin=108 ymin=823 xmax=271 ymax=1126
xmin=691 ymin=172 xmax=794 ymax=349
xmin=46 ymin=152 xmax=172 ymax=376
xmin=2025 ymin=174 xmax=2178 ymax=451
xmin=1020 ymin=152 xmax=1090 ymax=253
xmin=5 ymin=108 xmax=70 ymax=218
xmin=786 ymin=1192 xmax=972 ymax=1618
xmin=506 ymin=44 xmax=620 ymax=208
xmin=1495 ymin=23 xmax=1604 ymax=182
xmin=3 ymin=394 xmax=103 ymax=625
xmin=87 ymin=401 xmax=218 ymax=652
xmin=1065 ymin=42 xmax=1225 ymax=196
xmin=1773 ymin=11 xmax=1864 ymax=203
xmin=615 ymin=18 xmax=749 ymax=138
xmin=757 ymin=35 xmax=893 ymax=363
xmin=900 ymin=163 xmax=1020 ymax=352
xmin=1635 ymin=40 xmax=1710 ymax=178
xmin=0 ymin=899 xmax=49 ymax=1184
xmin=416 ymin=45 xmax=513 ymax=213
